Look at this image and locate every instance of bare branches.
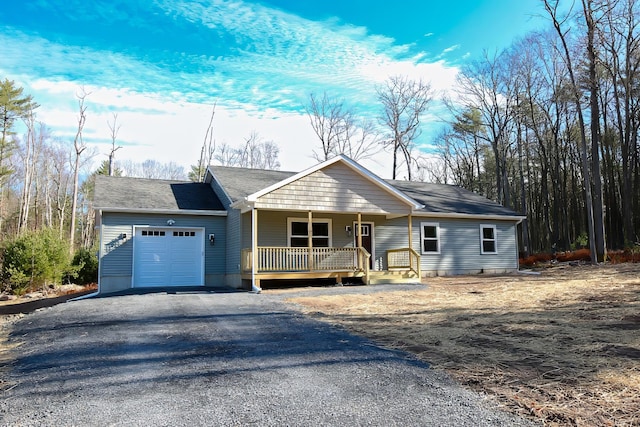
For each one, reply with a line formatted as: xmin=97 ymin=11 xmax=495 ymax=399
xmin=306 ymin=92 xmax=347 ymax=162
xmin=307 ymin=91 xmax=382 ymax=163
xmin=106 ymin=113 xmax=122 ymax=176
xmin=377 ymin=75 xmax=433 ymax=180
xmin=69 ymin=87 xmax=91 ymax=253
xmin=234 ymin=131 xmax=280 ymax=169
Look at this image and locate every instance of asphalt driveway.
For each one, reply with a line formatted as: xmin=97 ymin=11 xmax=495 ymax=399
xmin=0 ymin=287 xmax=535 ymax=426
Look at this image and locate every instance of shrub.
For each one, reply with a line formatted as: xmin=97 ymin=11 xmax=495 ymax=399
xmin=609 ymin=248 xmax=640 ymax=264
xmin=519 ymin=252 xmax=554 ymax=267
xmin=571 ymin=232 xmax=589 ymax=250
xmin=2 ymin=228 xmax=72 ymax=294
xmin=556 ymin=248 xmax=591 ymax=262
xmin=70 ymin=247 xmax=98 ymax=285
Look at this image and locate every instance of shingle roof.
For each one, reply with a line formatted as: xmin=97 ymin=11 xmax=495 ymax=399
xmin=209 ymin=166 xmax=295 ymax=202
xmin=210 ymin=165 xmax=521 ymax=217
xmin=387 ymin=180 xmax=519 ymax=217
xmin=94 ymin=175 xmax=225 ymax=211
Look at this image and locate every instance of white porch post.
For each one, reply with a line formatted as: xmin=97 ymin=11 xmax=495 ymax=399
xmin=307 ymin=210 xmax=314 ymax=271
xmin=357 ymin=212 xmax=362 ymax=270
xmin=408 ymin=213 xmax=413 ymax=250
xmin=408 ymin=212 xmax=414 ymax=273
xmin=251 ymin=207 xmax=261 ymax=293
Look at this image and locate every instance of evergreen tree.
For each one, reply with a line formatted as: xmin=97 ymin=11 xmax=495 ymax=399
xmin=0 ymin=79 xmax=38 ymax=181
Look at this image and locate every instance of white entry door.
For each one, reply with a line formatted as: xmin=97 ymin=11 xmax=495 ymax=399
xmin=133 ymin=227 xmax=204 ymax=287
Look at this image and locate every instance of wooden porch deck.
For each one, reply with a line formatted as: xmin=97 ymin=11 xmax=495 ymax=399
xmin=241 ymin=246 xmax=420 ymax=287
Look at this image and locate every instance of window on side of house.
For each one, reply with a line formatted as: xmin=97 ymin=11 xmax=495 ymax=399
xmin=420 ymin=222 xmax=440 ymax=254
xmin=288 ymin=218 xmax=331 ymax=248
xmin=480 ymin=224 xmax=497 ymax=254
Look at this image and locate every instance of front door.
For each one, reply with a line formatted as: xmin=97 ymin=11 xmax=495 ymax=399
xmin=354 ymin=222 xmax=374 ymax=269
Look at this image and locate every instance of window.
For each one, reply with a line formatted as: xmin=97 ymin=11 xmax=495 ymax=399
xmin=480 ymin=225 xmax=497 ymax=254
xmin=173 ymin=231 xmax=195 ymax=237
xmin=420 ymin=222 xmax=440 ymax=254
xmin=287 ymin=218 xmax=331 ymax=247
xmin=141 ymin=230 xmax=165 ymax=237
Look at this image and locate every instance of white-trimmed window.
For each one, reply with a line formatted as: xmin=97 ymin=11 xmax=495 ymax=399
xmin=480 ymin=224 xmax=497 ymax=254
xmin=287 ymin=218 xmax=332 ymax=247
xmin=420 ymin=222 xmax=440 ymax=254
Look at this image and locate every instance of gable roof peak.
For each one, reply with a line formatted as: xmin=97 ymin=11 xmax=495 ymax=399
xmin=235 ymin=154 xmax=423 ymax=209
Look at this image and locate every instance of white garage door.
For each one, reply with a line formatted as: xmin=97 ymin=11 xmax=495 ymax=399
xmin=133 ymin=227 xmax=204 ymax=287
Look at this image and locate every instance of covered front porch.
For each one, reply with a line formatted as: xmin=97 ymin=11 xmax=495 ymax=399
xmin=240 ymin=209 xmax=421 ymax=289
xmin=228 ymin=155 xmax=425 ymax=291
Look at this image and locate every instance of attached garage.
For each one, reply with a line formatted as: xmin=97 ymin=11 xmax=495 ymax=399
xmin=94 ymin=176 xmax=227 ymax=295
xmin=133 ymin=227 xmax=205 ymax=287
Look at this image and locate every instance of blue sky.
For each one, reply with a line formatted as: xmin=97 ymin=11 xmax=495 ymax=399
xmin=0 ymin=0 xmax=551 ymax=178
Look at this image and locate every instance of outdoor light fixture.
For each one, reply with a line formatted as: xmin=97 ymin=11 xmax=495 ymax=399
xmin=119 ymin=233 xmax=127 ymax=239
xmin=209 ymin=234 xmax=215 ymax=245
xmin=167 ymin=219 xmax=176 ymax=226
xmin=345 ymin=225 xmax=352 ymax=235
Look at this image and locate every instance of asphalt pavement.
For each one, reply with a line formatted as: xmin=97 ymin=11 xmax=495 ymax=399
xmin=0 ymin=286 xmax=536 ymax=426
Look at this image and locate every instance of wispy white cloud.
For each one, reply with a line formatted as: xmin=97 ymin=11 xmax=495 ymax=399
xmin=1 ymin=0 xmax=461 ymax=177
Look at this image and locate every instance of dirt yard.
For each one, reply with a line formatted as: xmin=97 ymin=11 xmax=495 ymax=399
xmin=287 ymin=263 xmax=640 ymax=426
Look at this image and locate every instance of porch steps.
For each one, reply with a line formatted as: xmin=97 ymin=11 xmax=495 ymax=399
xmin=368 ymin=270 xmax=421 ymax=285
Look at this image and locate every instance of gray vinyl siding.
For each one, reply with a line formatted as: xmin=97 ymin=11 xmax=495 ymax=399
xmin=256 ymin=162 xmax=412 ymax=214
xmin=239 ymin=210 xmax=381 ymax=250
xmin=376 ymin=217 xmax=519 ymax=274
xmin=100 ymin=212 xmax=227 ymax=280
xmin=226 ymin=208 xmax=242 ymax=276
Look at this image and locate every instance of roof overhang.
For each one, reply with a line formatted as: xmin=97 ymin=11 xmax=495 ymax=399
xmin=96 ymin=207 xmax=228 ymax=217
xmin=412 ymin=211 xmax=526 ymax=223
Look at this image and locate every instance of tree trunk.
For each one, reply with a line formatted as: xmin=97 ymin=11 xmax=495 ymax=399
xmin=583 ymin=0 xmax=607 ymax=261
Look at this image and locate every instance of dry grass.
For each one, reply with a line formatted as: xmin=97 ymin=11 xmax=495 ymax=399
xmin=286 ymin=263 xmax=640 ymax=426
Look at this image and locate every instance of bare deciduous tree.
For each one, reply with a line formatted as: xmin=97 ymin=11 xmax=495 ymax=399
xmin=107 ymin=113 xmax=121 ymax=177
xmin=377 ymin=75 xmax=433 ymax=180
xmin=338 ymin=117 xmax=381 ymax=162
xmin=119 ymin=159 xmax=187 ymax=180
xmin=17 ymin=113 xmax=47 ymax=233
xmin=306 ymin=92 xmax=348 ymax=162
xmin=238 ymin=131 xmax=280 ymax=169
xmin=544 ymin=0 xmax=599 ymax=264
xmin=69 ymin=88 xmax=89 ymax=253
xmin=191 ymin=103 xmax=216 ymax=182
xmin=307 ymin=92 xmax=381 ymax=163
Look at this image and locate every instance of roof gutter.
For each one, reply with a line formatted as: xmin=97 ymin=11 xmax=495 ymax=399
xmin=96 ymin=207 xmax=228 ymax=216
xmin=411 ymin=211 xmax=527 ymax=222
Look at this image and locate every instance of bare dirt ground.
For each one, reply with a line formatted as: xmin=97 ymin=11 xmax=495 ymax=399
xmin=287 ymin=263 xmax=640 ymax=426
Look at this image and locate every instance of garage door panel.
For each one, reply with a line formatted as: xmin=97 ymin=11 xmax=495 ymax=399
xmin=133 ymin=228 xmax=204 ymax=288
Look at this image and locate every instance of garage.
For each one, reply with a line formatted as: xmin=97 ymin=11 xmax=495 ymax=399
xmin=133 ymin=227 xmax=205 ymax=287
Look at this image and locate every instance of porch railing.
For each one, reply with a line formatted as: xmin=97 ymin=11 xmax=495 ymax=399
xmin=241 ymin=246 xmax=370 ymax=274
xmin=387 ymin=247 xmax=421 ymax=277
